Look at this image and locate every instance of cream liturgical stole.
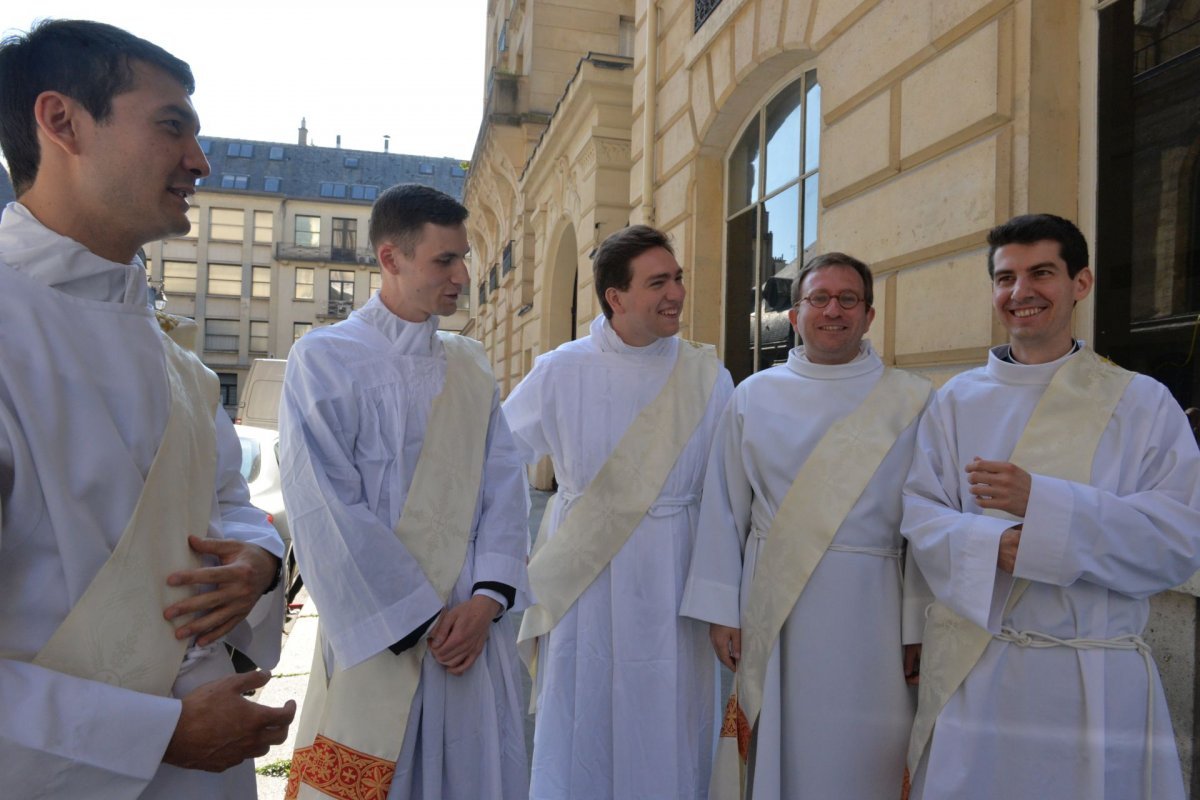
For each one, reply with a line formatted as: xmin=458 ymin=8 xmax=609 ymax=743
xmin=708 ymin=367 xmax=931 ymax=800
xmin=286 ymin=334 xmax=495 ymax=800
xmin=516 ymin=340 xmax=721 ymax=692
xmin=907 ymin=348 xmax=1135 ymax=773
xmin=32 ymin=313 xmax=215 ymax=696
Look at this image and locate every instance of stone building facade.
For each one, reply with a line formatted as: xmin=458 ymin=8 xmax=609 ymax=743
xmin=464 ymin=0 xmax=1200 ymax=790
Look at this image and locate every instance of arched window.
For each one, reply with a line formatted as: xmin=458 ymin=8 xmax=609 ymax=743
xmin=724 ymin=70 xmax=820 ymax=383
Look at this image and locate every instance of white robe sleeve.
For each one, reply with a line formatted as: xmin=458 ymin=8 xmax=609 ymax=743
xmin=902 ymin=392 xmax=1016 ymax=632
xmin=679 ymin=390 xmax=748 ymax=629
xmin=1013 ymin=382 xmax=1200 ymax=598
xmin=501 ymin=353 xmax=554 ymax=465
xmin=471 ymin=387 xmax=533 ymax=611
xmin=211 ymin=407 xmax=285 ymax=668
xmin=279 ymin=346 xmax=443 ymax=670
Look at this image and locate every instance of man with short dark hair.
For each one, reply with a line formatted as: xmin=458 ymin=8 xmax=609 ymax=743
xmin=280 ymin=183 xmax=530 ymax=799
xmin=0 ymin=18 xmax=294 ymax=798
xmin=682 ymin=251 xmax=930 ymax=799
xmin=504 ymin=224 xmax=733 ymax=799
xmin=903 ymin=213 xmax=1200 ymax=799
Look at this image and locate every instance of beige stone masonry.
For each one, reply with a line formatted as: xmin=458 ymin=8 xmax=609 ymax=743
xmin=899 ymin=14 xmax=1011 ymax=168
xmin=822 ymin=89 xmax=895 ymax=203
xmin=894 ymin=249 xmax=994 ymax=358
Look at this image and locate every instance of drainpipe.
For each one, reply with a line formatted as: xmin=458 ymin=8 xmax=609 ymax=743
xmin=641 ymin=0 xmax=658 ymax=226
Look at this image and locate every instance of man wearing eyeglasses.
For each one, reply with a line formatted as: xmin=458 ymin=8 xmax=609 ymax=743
xmin=682 ymin=252 xmax=932 ymax=799
xmin=902 ymin=214 xmax=1200 ymax=800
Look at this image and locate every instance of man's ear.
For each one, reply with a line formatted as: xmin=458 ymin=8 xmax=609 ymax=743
xmin=377 ymin=241 xmax=402 ymax=275
xmin=1073 ymin=266 xmax=1094 ymax=303
xmin=605 ymin=286 xmax=624 ymax=317
xmin=33 ymin=91 xmax=86 ymax=157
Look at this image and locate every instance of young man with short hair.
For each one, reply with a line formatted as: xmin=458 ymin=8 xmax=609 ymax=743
xmin=504 ymin=224 xmax=733 ymax=799
xmin=903 ymin=213 xmax=1200 ymax=799
xmin=280 ymin=183 xmax=530 ymax=799
xmin=0 ymin=19 xmax=293 ymax=798
xmin=682 ymin=252 xmax=930 ymax=799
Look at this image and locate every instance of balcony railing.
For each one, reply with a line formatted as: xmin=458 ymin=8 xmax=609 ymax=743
xmin=318 ymin=300 xmax=353 ymax=321
xmin=276 ymin=242 xmax=377 ymax=266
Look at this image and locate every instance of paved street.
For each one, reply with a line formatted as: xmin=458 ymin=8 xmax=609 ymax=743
xmin=253 ymin=489 xmax=550 ymax=798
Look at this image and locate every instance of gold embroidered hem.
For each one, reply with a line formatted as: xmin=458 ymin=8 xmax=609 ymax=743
xmin=286 ymin=735 xmax=395 ymax=800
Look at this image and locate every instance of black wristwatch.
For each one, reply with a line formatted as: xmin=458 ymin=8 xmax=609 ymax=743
xmin=262 ymin=556 xmax=283 ymax=595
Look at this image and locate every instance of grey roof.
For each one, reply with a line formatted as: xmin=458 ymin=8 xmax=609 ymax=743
xmin=0 ymin=163 xmax=14 ymax=207
xmin=196 ymin=136 xmax=467 ymax=203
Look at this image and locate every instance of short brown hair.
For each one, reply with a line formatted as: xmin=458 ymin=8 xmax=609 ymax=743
xmin=369 ymin=183 xmax=468 ymax=255
xmin=592 ymin=225 xmax=674 ymax=319
xmin=791 ymin=251 xmax=874 ymax=308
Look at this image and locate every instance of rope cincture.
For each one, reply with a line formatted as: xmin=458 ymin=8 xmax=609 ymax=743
xmin=994 ymin=626 xmax=1155 ymax=800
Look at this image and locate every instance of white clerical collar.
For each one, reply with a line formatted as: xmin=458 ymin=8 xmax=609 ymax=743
xmin=352 ymin=291 xmax=440 ymax=355
xmin=0 ymin=201 xmax=148 ymax=307
xmin=986 ymin=340 xmax=1084 ymax=386
xmin=591 ymin=314 xmax=676 ymax=357
xmin=786 ymin=340 xmax=881 ymax=380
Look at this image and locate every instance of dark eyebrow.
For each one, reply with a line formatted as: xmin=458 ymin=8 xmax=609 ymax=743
xmin=160 ymin=103 xmax=200 ymax=132
xmin=644 ymin=268 xmax=682 ymax=285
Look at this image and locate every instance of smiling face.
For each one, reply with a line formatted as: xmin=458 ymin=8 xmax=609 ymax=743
xmin=788 ymin=264 xmax=875 ymax=365
xmin=72 ymin=61 xmax=209 ymax=260
xmin=606 ymin=245 xmax=686 ymax=347
xmin=991 ymin=239 xmax=1093 ymax=364
xmin=377 ymin=222 xmax=470 ymax=322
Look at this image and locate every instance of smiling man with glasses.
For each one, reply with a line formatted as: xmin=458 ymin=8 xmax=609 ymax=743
xmin=683 ymin=251 xmax=932 ymax=799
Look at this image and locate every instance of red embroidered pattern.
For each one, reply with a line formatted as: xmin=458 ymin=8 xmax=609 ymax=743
xmin=717 ymin=693 xmax=752 ymax=762
xmin=285 ymin=734 xmax=395 ymax=800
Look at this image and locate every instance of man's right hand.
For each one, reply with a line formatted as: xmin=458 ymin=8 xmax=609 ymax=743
xmin=710 ymin=624 xmax=741 ymax=672
xmin=163 ymin=670 xmax=296 ymax=773
xmin=997 ymin=525 xmax=1023 ymax=574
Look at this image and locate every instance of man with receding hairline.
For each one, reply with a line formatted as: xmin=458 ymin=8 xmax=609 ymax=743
xmin=0 ymin=18 xmax=293 ymax=799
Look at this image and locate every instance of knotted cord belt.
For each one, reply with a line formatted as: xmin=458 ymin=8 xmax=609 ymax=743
xmin=994 ymin=626 xmax=1155 ymax=800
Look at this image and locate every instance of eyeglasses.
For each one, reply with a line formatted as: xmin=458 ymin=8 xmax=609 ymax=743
xmin=797 ymin=291 xmax=865 ymax=310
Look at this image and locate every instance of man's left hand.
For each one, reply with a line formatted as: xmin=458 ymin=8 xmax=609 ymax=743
xmin=966 ymin=458 xmax=1031 ymax=518
xmin=428 ymin=595 xmax=501 ymax=676
xmin=164 ymin=536 xmax=280 ymax=646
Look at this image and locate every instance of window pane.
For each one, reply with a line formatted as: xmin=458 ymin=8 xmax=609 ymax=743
xmin=254 ymin=211 xmax=273 ymax=244
xmin=724 ymin=209 xmax=757 ymax=383
xmin=163 ymin=260 xmax=197 ymax=294
xmin=205 ymin=319 xmax=239 ymax=352
xmin=759 ymin=185 xmax=800 ymax=370
xmin=207 ymin=264 xmax=242 ymax=296
xmin=249 ymin=320 xmax=269 ymax=353
xmin=728 ymin=118 xmax=760 ymax=214
xmin=329 ymin=270 xmax=355 ymax=304
xmin=210 ymin=208 xmax=243 ymax=241
xmin=803 ymin=175 xmax=819 ymax=251
xmin=295 ymin=267 xmax=314 ymax=300
xmin=764 ymin=81 xmax=803 ymax=196
xmin=295 ymin=216 xmax=321 ymax=248
xmin=252 ymin=266 xmax=271 ymax=298
xmin=804 ymin=75 xmax=821 ymax=173
xmin=293 ymin=322 xmax=312 ymax=341
xmin=369 ymin=271 xmax=382 ymax=295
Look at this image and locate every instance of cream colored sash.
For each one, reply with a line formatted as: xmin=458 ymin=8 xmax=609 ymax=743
xmin=287 ymin=333 xmax=495 ymax=800
xmin=32 ymin=315 xmax=216 ymax=696
xmin=708 ymin=368 xmax=930 ymax=800
xmin=907 ymin=348 xmax=1135 ymax=773
xmin=516 ymin=341 xmax=721 ymax=678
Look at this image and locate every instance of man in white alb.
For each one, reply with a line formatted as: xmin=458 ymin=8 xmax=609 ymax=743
xmin=0 ymin=19 xmax=294 ymax=799
xmin=903 ymin=213 xmax=1200 ymax=800
xmin=280 ymin=183 xmax=530 ymax=800
xmin=681 ymin=252 xmax=930 ymax=799
xmin=504 ymin=224 xmax=734 ymax=800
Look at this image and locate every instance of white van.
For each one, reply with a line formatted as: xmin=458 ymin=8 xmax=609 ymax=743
xmin=235 ymin=358 xmax=287 ymax=430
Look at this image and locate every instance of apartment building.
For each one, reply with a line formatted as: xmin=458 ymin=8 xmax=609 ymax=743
xmin=140 ymin=126 xmax=469 ymax=415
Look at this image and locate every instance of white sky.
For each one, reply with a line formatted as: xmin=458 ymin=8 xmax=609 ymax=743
xmin=0 ymin=0 xmax=487 ymax=167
